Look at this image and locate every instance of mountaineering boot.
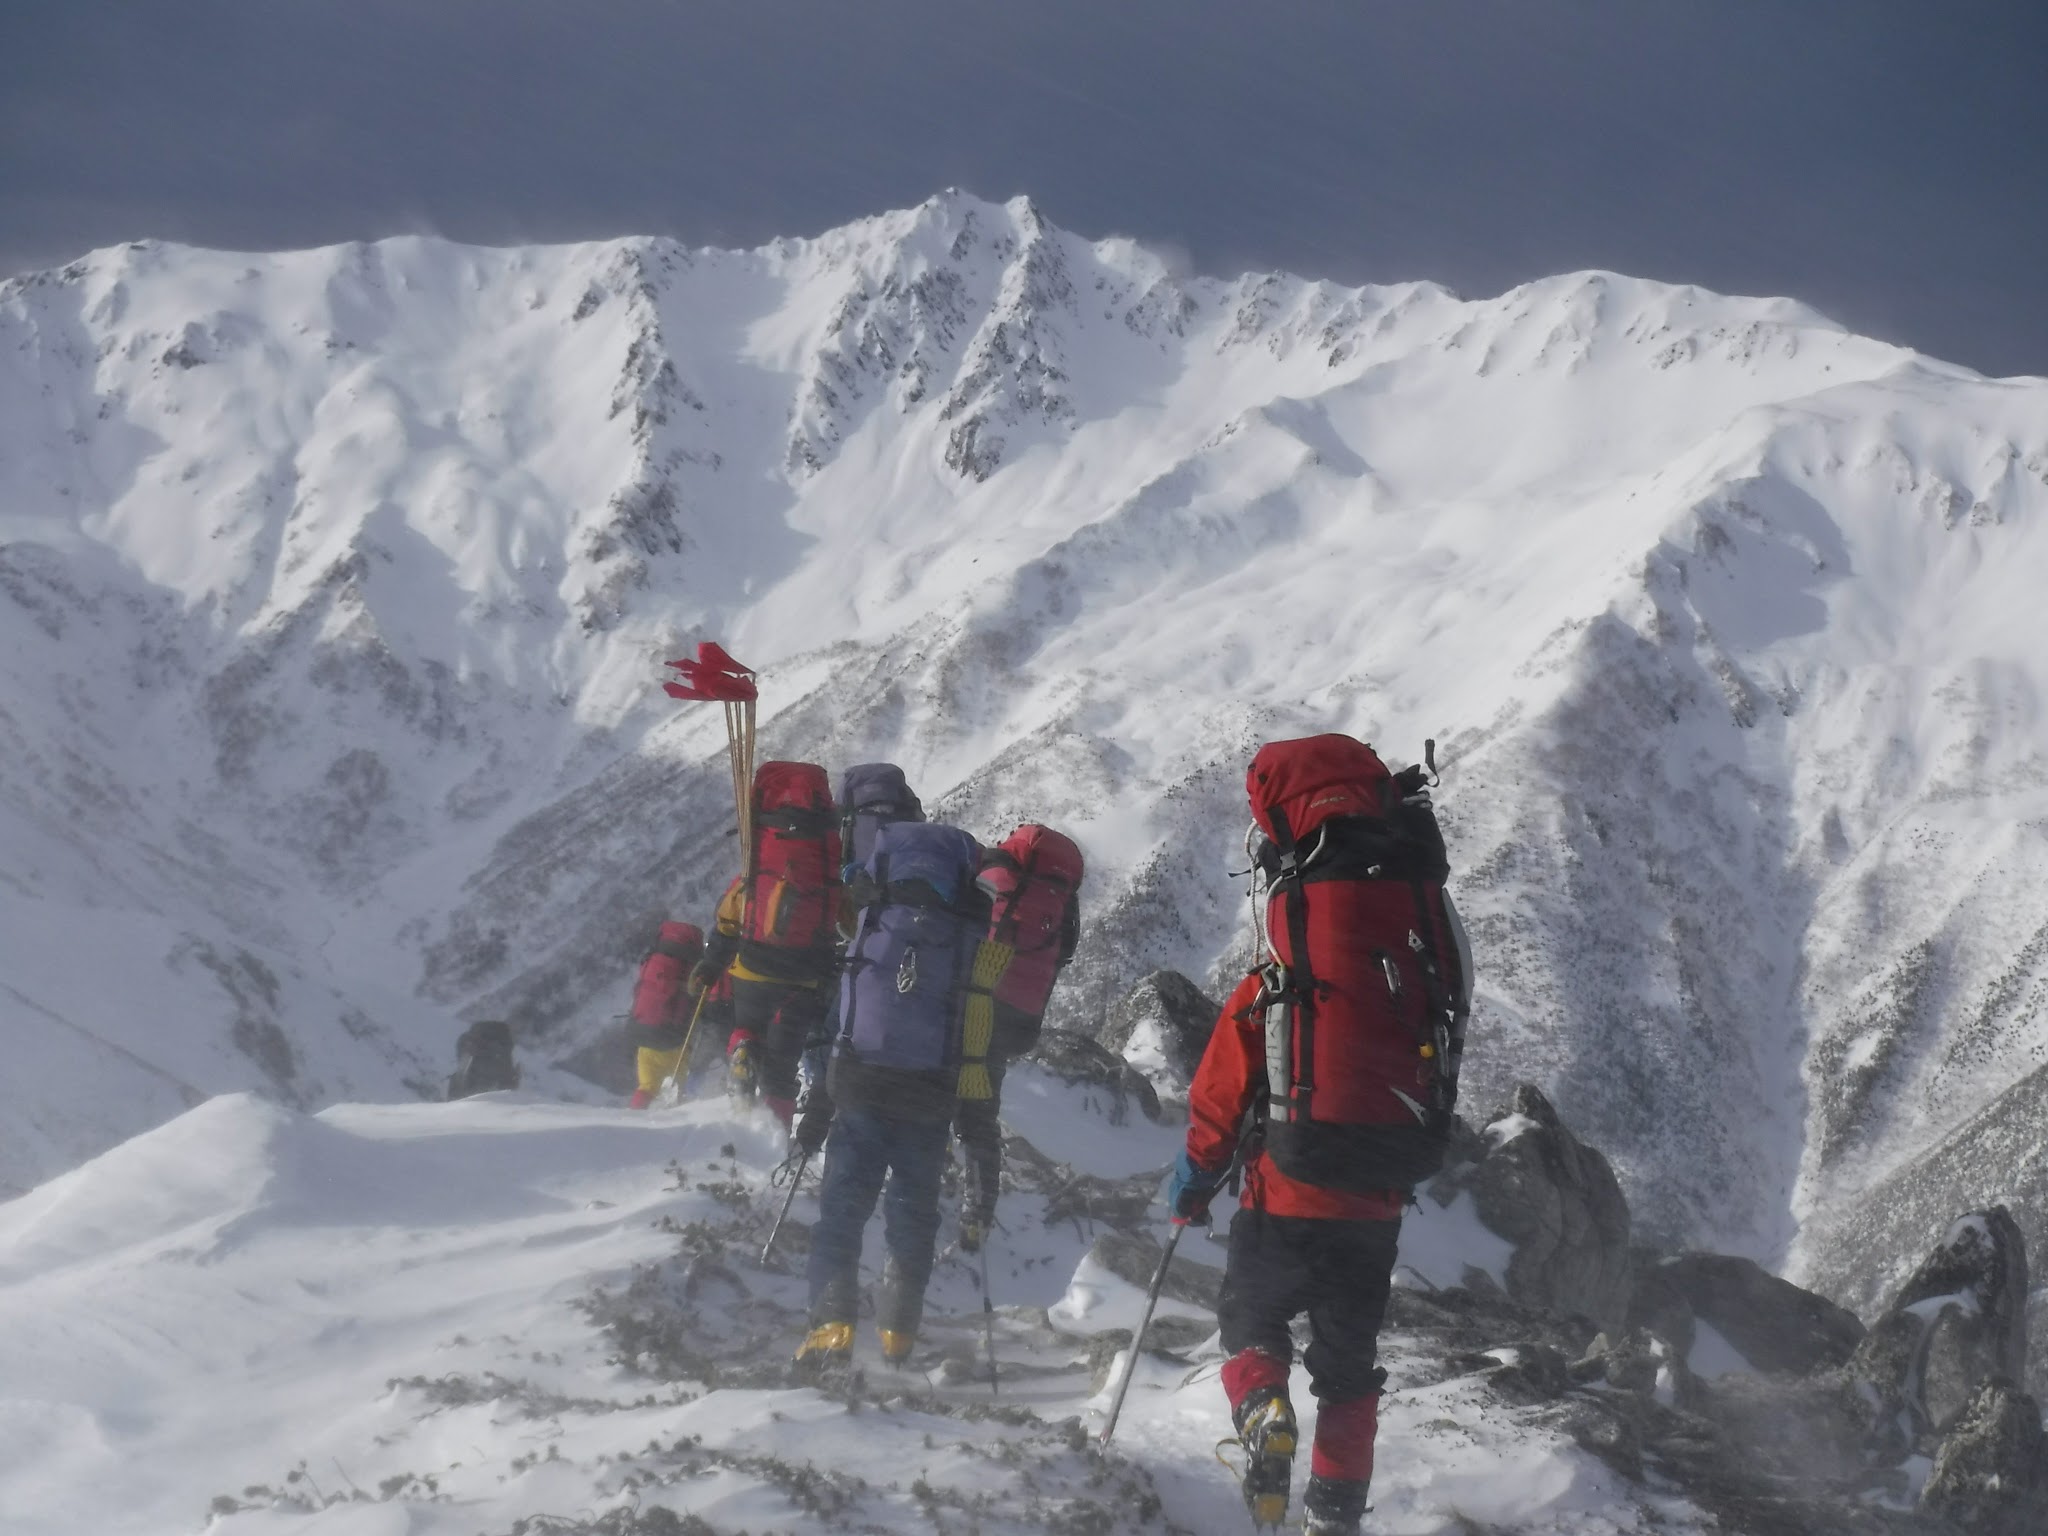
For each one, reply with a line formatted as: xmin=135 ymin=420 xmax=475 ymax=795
xmin=878 ymin=1327 xmax=916 ymax=1367
xmin=791 ymin=1321 xmax=854 ymax=1379
xmin=627 ymin=1088 xmax=654 ymax=1110
xmin=726 ymin=1039 xmax=758 ymax=1103
xmin=875 ymin=1256 xmax=930 ymax=1359
xmin=1233 ymin=1387 xmax=1298 ymax=1528
xmin=1302 ymin=1473 xmax=1369 ymax=1534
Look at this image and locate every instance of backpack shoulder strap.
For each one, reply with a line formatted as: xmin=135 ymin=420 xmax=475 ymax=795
xmin=835 ymin=849 xmax=891 ymax=1051
xmin=1266 ymin=804 xmax=1318 ymax=1118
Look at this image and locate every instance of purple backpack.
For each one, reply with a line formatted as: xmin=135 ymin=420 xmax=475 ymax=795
xmin=836 ymin=822 xmax=985 ymax=1073
xmin=838 ymin=762 xmax=925 ymax=873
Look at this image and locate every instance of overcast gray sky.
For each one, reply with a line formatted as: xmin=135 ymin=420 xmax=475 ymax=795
xmin=4 ymin=1 xmax=2043 ymax=376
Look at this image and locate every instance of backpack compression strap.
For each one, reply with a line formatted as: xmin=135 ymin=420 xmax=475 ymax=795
xmin=758 ymin=805 xmax=836 ymax=837
xmin=1406 ymin=873 xmax=1456 ymax=1110
xmin=987 ymin=840 xmax=1076 ymax=953
xmin=1384 ymin=774 xmax=1460 ymax=1113
xmin=1265 ymin=805 xmax=1317 ymax=1122
xmin=986 ymin=846 xmax=1031 ymax=950
xmin=833 ymin=848 xmax=889 ymax=1055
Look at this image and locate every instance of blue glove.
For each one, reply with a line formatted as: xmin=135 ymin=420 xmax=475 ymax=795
xmin=1165 ymin=1149 xmax=1228 ymax=1227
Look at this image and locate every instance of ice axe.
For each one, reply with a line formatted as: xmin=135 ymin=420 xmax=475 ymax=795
xmin=1097 ymin=1221 xmax=1187 ymax=1447
xmin=977 ymin=1242 xmax=1001 ymax=1397
xmin=760 ymin=1149 xmax=811 ymax=1266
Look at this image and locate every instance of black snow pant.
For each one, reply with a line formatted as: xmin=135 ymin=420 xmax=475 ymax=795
xmin=952 ymin=1003 xmax=1040 ymax=1219
xmin=1216 ymin=1207 xmax=1401 ymax=1405
xmin=952 ymin=1052 xmax=1008 ymax=1218
xmin=732 ymin=975 xmax=832 ymax=1107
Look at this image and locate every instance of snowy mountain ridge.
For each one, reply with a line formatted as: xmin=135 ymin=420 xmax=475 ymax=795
xmin=3 ymin=192 xmax=2047 ymax=1313
xmin=0 ymin=1083 xmax=1732 ymax=1536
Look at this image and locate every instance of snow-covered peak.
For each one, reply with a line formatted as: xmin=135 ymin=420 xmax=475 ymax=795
xmin=3 ymin=199 xmax=2047 ymax=1297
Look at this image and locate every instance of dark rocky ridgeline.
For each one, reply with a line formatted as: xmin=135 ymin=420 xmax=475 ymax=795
xmin=1405 ymin=1088 xmax=2045 ymax=1533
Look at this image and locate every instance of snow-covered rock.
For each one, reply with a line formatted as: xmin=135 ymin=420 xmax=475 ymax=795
xmin=1850 ymin=1206 xmax=2032 ymax=1458
xmin=1920 ymin=1376 xmax=2048 ymax=1534
xmin=1098 ymin=968 xmax=1219 ymax=1094
xmin=1429 ymin=1084 xmax=1634 ymax=1327
xmin=1628 ymin=1250 xmax=1866 ymax=1378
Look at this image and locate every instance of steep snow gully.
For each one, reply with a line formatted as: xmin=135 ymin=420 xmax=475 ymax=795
xmin=2 ymin=190 xmax=2047 ymax=1509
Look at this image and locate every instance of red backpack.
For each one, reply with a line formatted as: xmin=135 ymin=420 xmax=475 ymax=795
xmin=981 ymin=824 xmax=1084 ymax=1016
xmin=740 ymin=762 xmax=842 ymax=971
xmin=631 ymin=921 xmax=704 ymax=1030
xmin=1247 ymin=734 xmax=1470 ymax=1192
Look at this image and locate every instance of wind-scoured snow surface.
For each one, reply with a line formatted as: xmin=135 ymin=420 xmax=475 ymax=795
xmin=0 ymin=1085 xmax=1703 ymax=1536
xmin=3 ymin=192 xmax=2047 ymax=1294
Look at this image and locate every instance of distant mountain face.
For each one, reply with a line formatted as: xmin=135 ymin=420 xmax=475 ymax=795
xmin=4 ymin=192 xmax=2047 ymax=1302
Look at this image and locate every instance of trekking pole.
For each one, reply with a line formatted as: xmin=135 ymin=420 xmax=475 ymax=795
xmin=658 ymin=987 xmax=714 ymax=1102
xmin=978 ymin=1244 xmax=1001 ymax=1397
xmin=1098 ymin=1222 xmax=1185 ymax=1447
xmin=760 ymin=1151 xmax=811 ymax=1265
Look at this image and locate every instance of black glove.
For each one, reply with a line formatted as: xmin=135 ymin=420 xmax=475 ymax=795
xmin=957 ymin=1186 xmax=997 ymax=1254
xmin=686 ymin=959 xmax=719 ymax=997
xmin=793 ymin=1096 xmax=834 ymax=1158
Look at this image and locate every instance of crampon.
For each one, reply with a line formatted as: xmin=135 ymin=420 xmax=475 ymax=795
xmin=1216 ymin=1391 xmax=1297 ymax=1528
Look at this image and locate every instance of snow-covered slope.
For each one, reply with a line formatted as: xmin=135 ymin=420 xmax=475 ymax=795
xmin=4 ymin=193 xmax=2047 ymax=1296
xmin=0 ymin=1085 xmax=1708 ymax=1536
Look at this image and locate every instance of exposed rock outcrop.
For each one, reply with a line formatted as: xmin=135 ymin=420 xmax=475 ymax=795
xmin=1849 ymin=1206 xmax=2031 ymax=1459
xmin=1023 ymin=1028 xmax=1164 ymax=1124
xmin=1632 ymin=1250 xmax=1866 ymax=1377
xmin=1428 ymin=1084 xmax=1633 ymax=1328
xmin=1096 ymin=969 xmax=1218 ymax=1093
xmin=1919 ymin=1377 xmax=2048 ymax=1535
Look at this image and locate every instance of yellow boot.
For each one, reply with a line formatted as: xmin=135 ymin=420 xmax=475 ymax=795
xmin=727 ymin=1039 xmax=758 ymax=1103
xmin=878 ymin=1327 xmax=916 ymax=1367
xmin=792 ymin=1321 xmax=854 ymax=1379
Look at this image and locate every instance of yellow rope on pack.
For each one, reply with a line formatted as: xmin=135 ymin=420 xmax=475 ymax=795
xmin=955 ymin=937 xmax=1014 ymax=1101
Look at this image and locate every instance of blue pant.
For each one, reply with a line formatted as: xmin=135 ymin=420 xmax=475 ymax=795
xmin=806 ymin=1106 xmax=950 ymax=1335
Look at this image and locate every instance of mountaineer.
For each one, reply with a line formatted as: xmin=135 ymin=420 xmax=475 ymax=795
xmin=792 ymin=821 xmax=1011 ymax=1373
xmin=953 ymin=823 xmax=1084 ymax=1252
xmin=1166 ymin=734 xmax=1472 ymax=1534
